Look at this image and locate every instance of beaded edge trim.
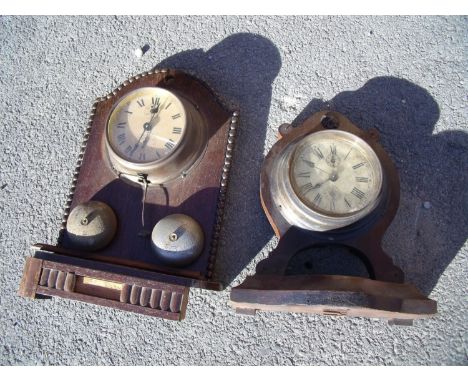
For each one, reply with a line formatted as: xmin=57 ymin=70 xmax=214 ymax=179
xmin=57 ymin=69 xmax=238 ymax=282
xmin=57 ymin=69 xmax=171 ymax=243
xmin=205 ymin=111 xmax=239 ymax=279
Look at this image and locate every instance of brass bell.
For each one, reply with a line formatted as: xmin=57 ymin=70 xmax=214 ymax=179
xmin=65 ymin=201 xmax=117 ymax=251
xmin=151 ymin=214 xmax=204 ymax=267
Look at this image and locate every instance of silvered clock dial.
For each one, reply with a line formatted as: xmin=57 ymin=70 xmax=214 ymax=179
xmin=106 ymin=86 xmax=206 ymax=185
xmin=277 ymin=129 xmax=384 ymax=231
xmin=270 ymin=125 xmax=386 ymax=232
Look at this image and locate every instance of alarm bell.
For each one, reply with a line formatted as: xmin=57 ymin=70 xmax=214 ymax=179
xmin=151 ymin=214 xmax=204 ymax=267
xmin=65 ymin=201 xmax=117 ymax=251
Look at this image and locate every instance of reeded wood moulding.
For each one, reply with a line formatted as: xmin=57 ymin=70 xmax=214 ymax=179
xmin=19 ymin=69 xmax=238 ymax=320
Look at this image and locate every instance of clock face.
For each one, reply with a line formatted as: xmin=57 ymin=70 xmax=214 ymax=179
xmin=290 ymin=130 xmax=383 ymax=216
xmin=107 ymin=87 xmax=187 ymax=164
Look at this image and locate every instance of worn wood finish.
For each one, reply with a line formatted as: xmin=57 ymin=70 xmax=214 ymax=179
xmin=33 ymin=243 xmax=204 ymax=279
xmin=37 ymin=287 xmax=184 ymax=320
xmin=31 ymin=259 xmax=189 ymax=320
xmin=60 ymin=69 xmax=233 ymax=277
xmin=230 ymin=274 xmax=437 ymax=320
xmin=18 ymin=257 xmax=43 ymax=298
xmin=19 ymin=69 xmax=235 ymax=319
xmin=32 ymin=249 xmax=223 ymax=291
xmin=231 ymin=111 xmax=437 ymax=322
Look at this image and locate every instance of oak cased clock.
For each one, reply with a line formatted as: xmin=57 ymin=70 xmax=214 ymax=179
xmin=19 ymin=69 xmax=239 ymax=320
xmin=230 ymin=111 xmax=437 ymax=324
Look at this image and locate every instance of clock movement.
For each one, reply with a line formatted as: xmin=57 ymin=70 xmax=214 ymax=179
xmin=19 ymin=69 xmax=239 ymax=320
xmin=230 ymin=111 xmax=437 ymax=324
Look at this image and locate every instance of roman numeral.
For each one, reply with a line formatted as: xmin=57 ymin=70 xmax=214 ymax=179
xmin=312 ymin=146 xmax=324 ymax=159
xmin=137 ymin=99 xmax=145 ymax=107
xmin=344 ymin=197 xmax=351 ymax=208
xmin=117 ymin=133 xmax=126 ymax=145
xmin=165 ymin=140 xmax=175 ymax=150
xmin=117 ymin=122 xmax=126 ymax=128
xmin=165 ymin=102 xmax=172 ymax=110
xmin=300 ymin=182 xmax=315 ymax=195
xmin=351 ymin=187 xmax=365 ymax=200
xmin=356 ymin=177 xmax=369 ymax=183
xmin=296 ymin=171 xmax=310 ymax=178
xmin=172 ymin=127 xmax=182 ymax=134
xmin=330 ymin=144 xmax=337 ymax=156
xmin=124 ymin=145 xmax=133 ymax=155
xmin=302 ymin=159 xmax=315 ymax=168
xmin=151 ymin=97 xmax=160 ymax=106
xmin=352 ymin=162 xmax=365 ymax=170
xmin=124 ymin=110 xmax=132 ymax=114
xmin=172 ymin=113 xmax=181 ymax=120
xmin=313 ymin=193 xmax=322 ymax=206
xmin=138 ymin=152 xmax=146 ymax=161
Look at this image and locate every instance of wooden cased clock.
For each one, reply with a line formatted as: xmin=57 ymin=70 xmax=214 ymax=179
xmin=230 ymin=111 xmax=437 ymax=324
xmin=19 ymin=69 xmax=238 ymax=320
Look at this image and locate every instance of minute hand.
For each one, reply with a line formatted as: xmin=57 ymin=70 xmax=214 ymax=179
xmin=130 ymin=130 xmax=148 ymax=156
xmin=314 ymin=166 xmax=332 ymax=176
xmin=140 ymin=100 xmax=165 ymax=150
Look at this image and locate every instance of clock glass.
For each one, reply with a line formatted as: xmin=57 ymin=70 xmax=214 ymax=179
xmin=289 ymin=130 xmax=383 ymax=217
xmin=107 ymin=87 xmax=187 ymax=164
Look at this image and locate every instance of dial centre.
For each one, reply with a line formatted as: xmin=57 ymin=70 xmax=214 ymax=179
xmin=329 ymin=172 xmax=339 ymax=182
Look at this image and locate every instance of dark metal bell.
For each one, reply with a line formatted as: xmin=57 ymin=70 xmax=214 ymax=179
xmin=65 ymin=201 xmax=117 ymax=251
xmin=151 ymin=214 xmax=204 ymax=267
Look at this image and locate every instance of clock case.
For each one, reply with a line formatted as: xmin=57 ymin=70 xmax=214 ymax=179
xmin=230 ymin=111 xmax=437 ymax=324
xmin=19 ymin=69 xmax=239 ymax=321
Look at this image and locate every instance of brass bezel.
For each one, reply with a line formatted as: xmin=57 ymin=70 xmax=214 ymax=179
xmin=270 ymin=130 xmax=384 ymax=232
xmin=105 ymin=87 xmax=207 ymax=185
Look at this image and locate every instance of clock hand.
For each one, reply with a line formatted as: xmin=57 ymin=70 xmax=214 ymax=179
xmin=130 ymin=130 xmax=148 ymax=156
xmin=148 ymin=98 xmax=163 ymax=124
xmin=314 ymin=166 xmax=332 ymax=176
xmin=140 ymin=115 xmax=161 ymax=150
xmin=130 ymin=100 xmax=162 ymax=157
xmin=312 ymin=182 xmax=322 ymax=189
xmin=141 ymin=132 xmax=152 ymax=149
xmin=313 ymin=174 xmax=334 ymax=188
xmin=149 ymin=105 xmax=160 ymax=124
xmin=140 ymin=100 xmax=167 ymax=150
xmin=150 ymin=97 xmax=161 ymax=114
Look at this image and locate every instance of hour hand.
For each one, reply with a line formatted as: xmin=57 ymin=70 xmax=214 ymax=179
xmin=148 ymin=101 xmax=164 ymax=126
xmin=312 ymin=182 xmax=322 ymax=189
xmin=150 ymin=98 xmax=161 ymax=114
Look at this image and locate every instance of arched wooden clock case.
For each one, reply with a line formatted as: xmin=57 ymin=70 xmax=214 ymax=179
xmin=19 ymin=69 xmax=239 ymax=320
xmin=230 ymin=111 xmax=437 ymax=324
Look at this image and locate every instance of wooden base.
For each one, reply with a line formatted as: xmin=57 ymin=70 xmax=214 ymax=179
xmin=231 ymin=112 xmax=438 ymax=325
xmin=19 ymin=256 xmax=196 ymax=320
xmin=230 ymin=274 xmax=437 ymax=322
